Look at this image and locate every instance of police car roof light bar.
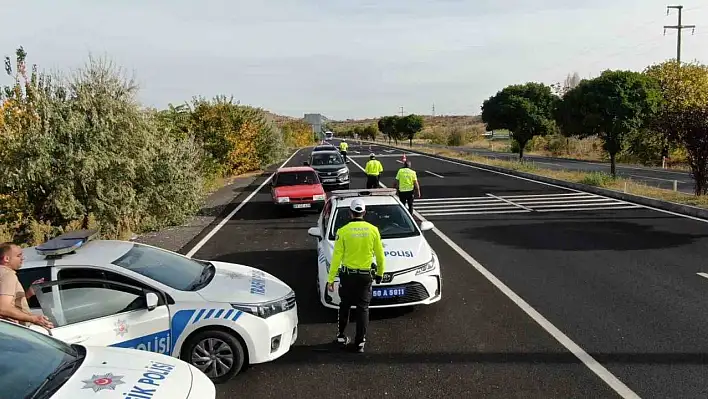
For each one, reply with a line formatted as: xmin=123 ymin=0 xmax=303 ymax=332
xmin=330 ymin=188 xmax=398 ymax=199
xmin=36 ymin=229 xmax=99 ymax=257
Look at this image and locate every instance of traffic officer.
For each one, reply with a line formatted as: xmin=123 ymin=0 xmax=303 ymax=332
xmin=326 ymin=198 xmax=385 ymax=353
xmin=364 ymin=153 xmax=383 ymax=189
xmin=339 ymin=139 xmax=349 ymax=163
xmin=393 ymin=160 xmax=421 ymax=214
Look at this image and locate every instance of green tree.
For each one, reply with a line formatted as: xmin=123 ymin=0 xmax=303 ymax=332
xmin=481 ymin=82 xmax=558 ymax=159
xmin=377 ymin=115 xmax=400 ymax=144
xmin=652 ymin=106 xmax=708 ymax=195
xmin=362 ymin=124 xmax=378 ymax=140
xmin=396 ymin=114 xmax=424 ymax=147
xmin=556 ymin=70 xmax=662 ymax=176
xmin=644 ymin=60 xmax=708 ymax=163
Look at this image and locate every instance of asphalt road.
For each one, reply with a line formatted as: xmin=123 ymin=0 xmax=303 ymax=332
xmin=390 ymin=142 xmax=695 ymax=194
xmin=185 ymin=140 xmax=708 ymax=398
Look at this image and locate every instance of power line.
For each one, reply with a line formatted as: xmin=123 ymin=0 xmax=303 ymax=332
xmin=664 ymin=5 xmax=696 ymax=64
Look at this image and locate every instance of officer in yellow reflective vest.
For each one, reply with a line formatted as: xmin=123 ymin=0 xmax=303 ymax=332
xmin=393 ymin=160 xmax=421 ymax=214
xmin=327 ymin=198 xmax=385 ymax=353
xmin=364 ymin=153 xmax=384 ymax=189
xmin=339 ymin=140 xmax=349 ymax=163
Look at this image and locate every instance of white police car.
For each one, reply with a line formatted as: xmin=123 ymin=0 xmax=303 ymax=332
xmin=19 ymin=229 xmax=298 ymax=384
xmin=1 ymin=319 xmax=215 ymax=399
xmin=306 ymin=188 xmax=442 ymax=309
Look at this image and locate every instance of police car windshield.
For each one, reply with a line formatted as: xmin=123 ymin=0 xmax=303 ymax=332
xmin=112 ymin=243 xmax=212 ymax=291
xmin=0 ymin=320 xmax=80 ymax=398
xmin=329 ymin=204 xmax=419 ymax=240
xmin=275 ymin=171 xmax=318 ymax=186
xmin=311 ymin=152 xmax=344 ymax=166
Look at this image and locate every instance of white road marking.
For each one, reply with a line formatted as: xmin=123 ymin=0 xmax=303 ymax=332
xmin=184 ymin=149 xmax=301 ymax=258
xmin=697 ymin=272 xmax=708 ymax=280
xmin=627 ymin=174 xmax=686 ymax=183
xmin=347 ymin=156 xmax=640 ymax=399
xmin=486 ymin=193 xmax=532 ymax=211
xmin=364 ymin=141 xmax=708 ymax=224
xmin=424 ymin=170 xmax=444 ymax=178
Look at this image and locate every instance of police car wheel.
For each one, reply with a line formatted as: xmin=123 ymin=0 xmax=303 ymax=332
xmin=183 ymin=330 xmax=245 ymax=384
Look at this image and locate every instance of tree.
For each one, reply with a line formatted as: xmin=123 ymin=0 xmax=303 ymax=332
xmin=644 ymin=61 xmax=708 ymax=163
xmin=362 ymin=124 xmax=378 ymax=140
xmin=396 ymin=114 xmax=424 ymax=147
xmin=377 ymin=115 xmax=400 ymax=144
xmin=556 ymin=70 xmax=662 ymax=176
xmin=481 ymin=82 xmax=558 ymax=159
xmin=652 ymin=106 xmax=708 ymax=195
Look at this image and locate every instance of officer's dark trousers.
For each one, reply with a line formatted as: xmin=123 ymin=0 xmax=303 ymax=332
xmin=398 ymin=190 xmax=414 ymax=213
xmin=366 ymin=175 xmax=379 ymax=189
xmin=338 ymin=272 xmax=373 ymax=344
xmin=340 ymin=150 xmax=348 ymax=162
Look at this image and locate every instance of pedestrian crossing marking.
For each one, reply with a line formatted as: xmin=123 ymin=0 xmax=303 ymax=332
xmin=415 ymin=192 xmax=642 ymax=217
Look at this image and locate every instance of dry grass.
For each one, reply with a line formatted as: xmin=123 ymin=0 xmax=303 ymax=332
xmin=413 ymin=146 xmax=708 ymax=210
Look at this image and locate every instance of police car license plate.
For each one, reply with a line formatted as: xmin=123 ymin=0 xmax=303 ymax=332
xmin=293 ymin=203 xmax=311 ymax=209
xmin=373 ymin=287 xmax=406 ymax=298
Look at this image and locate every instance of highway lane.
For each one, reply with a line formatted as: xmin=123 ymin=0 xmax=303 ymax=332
xmin=190 ymin=147 xmax=618 ymax=398
xmin=347 ymin=141 xmax=708 ymax=398
xmin=377 ymin=141 xmax=695 ymax=194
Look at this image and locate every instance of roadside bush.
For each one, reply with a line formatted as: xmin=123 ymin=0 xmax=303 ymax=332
xmin=446 ymin=127 xmax=467 ymax=146
xmin=579 ymin=172 xmax=616 ymax=187
xmin=281 ymin=119 xmax=315 ymax=148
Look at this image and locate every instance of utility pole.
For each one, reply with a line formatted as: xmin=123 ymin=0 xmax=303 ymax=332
xmin=399 ymin=106 xmax=404 ymax=117
xmin=664 ymin=5 xmax=695 ymax=64
xmin=432 ymin=103 xmax=435 ymax=117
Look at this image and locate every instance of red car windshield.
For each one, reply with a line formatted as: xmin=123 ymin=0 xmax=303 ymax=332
xmin=275 ymin=171 xmax=319 ymax=187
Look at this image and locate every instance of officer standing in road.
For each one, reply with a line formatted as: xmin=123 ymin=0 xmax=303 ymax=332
xmin=326 ymin=199 xmax=385 ymax=353
xmin=339 ymin=139 xmax=349 ymax=163
xmin=364 ymin=153 xmax=383 ymax=189
xmin=393 ymin=160 xmax=421 ymax=214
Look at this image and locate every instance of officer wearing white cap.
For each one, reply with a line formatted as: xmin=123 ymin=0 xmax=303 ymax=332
xmin=326 ymin=198 xmax=385 ymax=353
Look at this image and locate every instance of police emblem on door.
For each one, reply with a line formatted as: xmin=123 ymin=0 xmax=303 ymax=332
xmin=114 ymin=319 xmax=128 ymax=337
xmin=81 ymin=373 xmax=125 ymax=392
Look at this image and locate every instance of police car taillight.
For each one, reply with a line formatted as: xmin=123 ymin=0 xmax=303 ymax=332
xmin=36 ymin=229 xmax=99 ymax=257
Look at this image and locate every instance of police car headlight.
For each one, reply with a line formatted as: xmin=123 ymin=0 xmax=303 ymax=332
xmin=231 ymin=291 xmax=295 ymax=319
xmin=415 ymin=254 xmax=437 ymax=275
xmin=277 ymin=197 xmax=290 ymax=203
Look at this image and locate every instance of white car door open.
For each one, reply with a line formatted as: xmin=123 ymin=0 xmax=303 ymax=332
xmin=32 ymin=279 xmax=172 ymax=355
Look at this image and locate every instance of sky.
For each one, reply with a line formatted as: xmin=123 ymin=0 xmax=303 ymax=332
xmin=1 ymin=0 xmax=707 ymax=120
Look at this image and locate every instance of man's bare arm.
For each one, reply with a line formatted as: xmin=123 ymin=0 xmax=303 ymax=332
xmin=0 ymin=295 xmax=37 ymax=323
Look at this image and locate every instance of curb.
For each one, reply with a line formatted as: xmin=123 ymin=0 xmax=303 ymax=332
xmin=361 ymin=140 xmax=708 ymax=221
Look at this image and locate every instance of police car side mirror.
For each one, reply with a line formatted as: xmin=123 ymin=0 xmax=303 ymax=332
xmin=308 ymin=227 xmax=322 ymax=239
xmin=420 ymin=221 xmax=435 ymax=232
xmin=145 ymin=292 xmax=159 ymax=311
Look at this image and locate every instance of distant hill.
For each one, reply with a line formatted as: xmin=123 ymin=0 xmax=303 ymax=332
xmin=328 ymin=114 xmax=484 ymax=133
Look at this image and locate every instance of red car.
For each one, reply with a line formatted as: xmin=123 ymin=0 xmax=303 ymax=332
xmin=271 ymin=166 xmax=327 ymax=211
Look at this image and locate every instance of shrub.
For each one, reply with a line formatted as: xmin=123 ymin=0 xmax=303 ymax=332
xmin=446 ymin=127 xmax=467 ymax=146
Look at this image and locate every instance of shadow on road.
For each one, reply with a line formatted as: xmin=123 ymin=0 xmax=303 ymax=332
xmin=462 ymin=220 xmax=708 ymax=251
xmin=266 ymin=348 xmax=708 ymax=366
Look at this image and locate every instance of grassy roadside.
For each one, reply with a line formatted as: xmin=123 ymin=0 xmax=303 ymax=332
xmin=394 ymin=144 xmax=708 ymax=210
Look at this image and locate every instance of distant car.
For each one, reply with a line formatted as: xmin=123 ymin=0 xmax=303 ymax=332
xmin=19 ymin=230 xmax=299 ymax=384
xmin=271 ymin=166 xmax=326 ymax=211
xmin=324 ymin=131 xmax=334 ymax=140
xmin=306 ymin=150 xmax=350 ymax=191
xmin=2 ymin=319 xmax=215 ymax=399
xmin=307 ymin=188 xmax=441 ymax=309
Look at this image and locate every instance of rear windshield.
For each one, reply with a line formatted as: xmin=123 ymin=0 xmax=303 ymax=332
xmin=329 ymin=204 xmax=419 ymax=240
xmin=311 ymin=152 xmax=344 ymax=166
xmin=275 ymin=171 xmax=319 ymax=186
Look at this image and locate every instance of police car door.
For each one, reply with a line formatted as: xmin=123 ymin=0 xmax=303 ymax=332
xmin=32 ymin=279 xmax=172 ymax=355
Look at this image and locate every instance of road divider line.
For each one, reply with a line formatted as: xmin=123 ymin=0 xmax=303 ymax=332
xmin=697 ymin=272 xmax=708 ymax=280
xmin=184 ymin=149 xmax=301 ymax=258
xmin=628 ymin=174 xmax=685 ymax=183
xmin=486 ymin=193 xmax=533 ymax=211
xmin=348 ymin=155 xmax=640 ymax=399
xmin=424 ymin=170 xmax=444 ymax=178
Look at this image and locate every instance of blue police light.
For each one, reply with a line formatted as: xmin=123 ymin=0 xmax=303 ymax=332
xmin=36 ymin=229 xmax=99 ymax=257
